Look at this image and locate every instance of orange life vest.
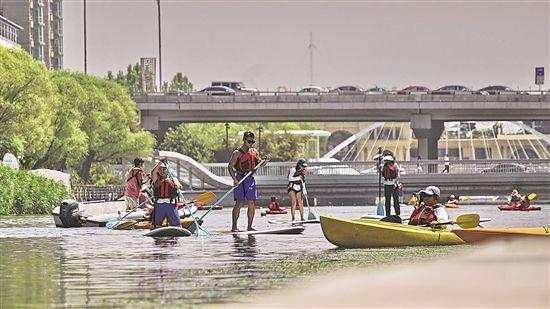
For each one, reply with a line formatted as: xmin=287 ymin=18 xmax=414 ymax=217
xmin=234 ymin=147 xmax=260 ymax=173
xmin=153 ymin=178 xmax=178 ymax=199
xmin=409 ymin=204 xmax=437 ymax=226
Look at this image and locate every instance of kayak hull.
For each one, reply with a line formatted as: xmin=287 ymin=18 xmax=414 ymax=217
xmin=445 ymin=202 xmax=459 ymax=208
xmin=497 ymin=205 xmax=541 ymax=211
xmin=320 ymin=215 xmax=464 ymax=248
xmin=266 ymin=210 xmax=288 ymax=215
xmin=453 ymin=227 xmax=550 ymax=243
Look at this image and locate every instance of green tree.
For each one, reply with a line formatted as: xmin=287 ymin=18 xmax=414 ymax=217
xmin=161 ymin=123 xmax=224 ymax=163
xmin=169 ymin=72 xmax=193 ymax=92
xmin=73 ymin=74 xmax=155 ymax=182
xmin=0 ymin=47 xmax=56 ymax=168
xmin=106 ymin=63 xmax=142 ymax=96
xmin=32 ymin=71 xmax=88 ymax=170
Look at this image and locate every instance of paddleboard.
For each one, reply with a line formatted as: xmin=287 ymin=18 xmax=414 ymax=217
xmin=143 ymin=226 xmax=192 ymax=237
xmin=267 ymin=218 xmax=320 ymax=225
xmin=233 ymin=226 xmax=305 ymax=235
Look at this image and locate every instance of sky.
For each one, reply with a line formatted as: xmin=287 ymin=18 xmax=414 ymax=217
xmin=63 ymin=0 xmax=549 ymax=91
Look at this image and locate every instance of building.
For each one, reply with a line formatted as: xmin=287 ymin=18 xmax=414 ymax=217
xmin=0 ymin=14 xmax=22 ymax=48
xmin=0 ymin=0 xmax=63 ymax=69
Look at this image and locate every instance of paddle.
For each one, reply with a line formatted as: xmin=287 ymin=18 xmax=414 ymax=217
xmin=301 ymin=180 xmax=317 ymax=220
xmin=430 ymin=213 xmax=480 ymax=229
xmin=107 ymin=191 xmax=216 ymax=230
xmin=199 ymin=159 xmax=266 ymax=221
xmin=526 ymin=192 xmax=537 ymax=201
xmin=376 ymin=147 xmax=384 ymax=215
xmin=165 ymin=162 xmax=209 ymax=236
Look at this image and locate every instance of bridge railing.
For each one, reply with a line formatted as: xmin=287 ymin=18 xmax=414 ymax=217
xmin=136 ymin=91 xmax=548 ymax=104
xmin=204 ymin=159 xmax=550 ymax=177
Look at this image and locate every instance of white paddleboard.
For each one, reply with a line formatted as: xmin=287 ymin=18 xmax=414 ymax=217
xmin=268 ymin=218 xmax=320 ymax=225
xmin=233 ymin=226 xmax=305 ymax=235
xmin=144 ymin=226 xmax=192 ymax=237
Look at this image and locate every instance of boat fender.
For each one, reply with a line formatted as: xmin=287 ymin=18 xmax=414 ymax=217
xmin=59 ymin=199 xmax=82 ymax=228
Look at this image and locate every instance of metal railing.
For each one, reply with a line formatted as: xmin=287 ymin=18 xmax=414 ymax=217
xmin=204 ymin=159 xmax=550 ymax=177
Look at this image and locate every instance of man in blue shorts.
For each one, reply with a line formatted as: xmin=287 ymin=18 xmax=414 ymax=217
xmin=228 ymin=131 xmax=270 ymax=232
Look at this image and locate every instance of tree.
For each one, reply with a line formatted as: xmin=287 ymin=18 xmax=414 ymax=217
xmin=169 ymin=72 xmax=193 ymax=92
xmin=0 ymin=47 xmax=57 ymax=168
xmin=161 ymin=123 xmax=224 ymax=163
xmin=106 ymin=63 xmax=142 ymax=96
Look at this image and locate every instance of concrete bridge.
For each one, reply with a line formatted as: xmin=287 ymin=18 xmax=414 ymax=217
xmin=136 ymin=92 xmax=549 ymax=160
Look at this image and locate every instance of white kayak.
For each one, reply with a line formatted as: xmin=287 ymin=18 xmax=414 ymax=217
xmin=233 ymin=226 xmax=306 ymax=235
xmin=267 ymin=218 xmax=320 ymax=225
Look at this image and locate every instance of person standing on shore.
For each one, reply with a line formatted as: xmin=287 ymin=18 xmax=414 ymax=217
xmin=228 ymin=131 xmax=270 ymax=232
xmin=442 ymin=154 xmax=450 ymax=173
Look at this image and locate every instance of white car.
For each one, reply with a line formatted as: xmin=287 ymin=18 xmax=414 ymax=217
xmin=298 ymin=86 xmax=327 ymax=95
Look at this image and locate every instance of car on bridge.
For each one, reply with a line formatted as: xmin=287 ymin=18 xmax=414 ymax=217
xmin=396 ymin=86 xmax=430 ymax=95
xmin=298 ymin=86 xmax=328 ymax=95
xmin=476 ymin=85 xmax=516 ymax=95
xmin=211 ymin=81 xmax=258 ymax=94
xmin=331 ymin=85 xmax=365 ymax=95
xmin=365 ymin=86 xmax=387 ymax=94
xmin=195 ymin=86 xmax=236 ymax=96
xmin=432 ymin=85 xmax=473 ymax=95
xmin=480 ymin=163 xmax=528 ymax=174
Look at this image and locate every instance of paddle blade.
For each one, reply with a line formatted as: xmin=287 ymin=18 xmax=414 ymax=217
xmin=106 ymin=219 xmax=118 ymax=230
xmin=376 ymin=202 xmax=384 ymax=216
xmin=307 ymin=211 xmax=317 ymax=220
xmin=194 ymin=191 xmax=217 ymax=205
xmin=527 ymin=192 xmax=537 ymax=201
xmin=116 ymin=220 xmax=137 ymax=230
xmin=455 ymin=213 xmax=480 ymax=229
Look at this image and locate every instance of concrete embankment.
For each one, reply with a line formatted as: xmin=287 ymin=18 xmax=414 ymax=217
xmin=229 ymin=238 xmax=549 ymax=308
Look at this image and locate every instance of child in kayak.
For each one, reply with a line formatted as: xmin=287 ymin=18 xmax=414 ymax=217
xmin=408 ymin=186 xmax=450 ymax=227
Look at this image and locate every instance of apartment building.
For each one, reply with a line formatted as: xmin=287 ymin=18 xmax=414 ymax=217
xmin=0 ymin=14 xmax=22 ymax=48
xmin=0 ymin=0 xmax=63 ymax=69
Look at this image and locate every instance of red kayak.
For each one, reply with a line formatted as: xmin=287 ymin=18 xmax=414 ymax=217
xmin=266 ymin=210 xmax=288 ymax=215
xmin=498 ymin=205 xmax=542 ymax=211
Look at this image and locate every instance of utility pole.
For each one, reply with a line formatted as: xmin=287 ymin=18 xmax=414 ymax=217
xmin=258 ymin=126 xmax=263 ymax=155
xmin=224 ymin=123 xmax=229 ymax=150
xmin=83 ymin=0 xmax=87 ymax=74
xmin=156 ymin=0 xmax=162 ymax=91
xmin=308 ymin=32 xmax=315 ymax=85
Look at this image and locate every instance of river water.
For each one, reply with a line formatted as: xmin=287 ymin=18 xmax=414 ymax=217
xmin=1 ymin=205 xmax=548 ymax=307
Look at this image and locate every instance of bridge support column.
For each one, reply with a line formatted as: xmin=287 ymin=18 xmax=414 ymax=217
xmin=411 ymin=114 xmax=444 ymax=162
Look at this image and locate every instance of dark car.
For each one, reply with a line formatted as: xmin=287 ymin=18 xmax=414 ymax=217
xmin=365 ymin=86 xmax=387 ymax=94
xmin=196 ymin=86 xmax=236 ymax=96
xmin=331 ymin=85 xmax=365 ymax=95
xmin=396 ymin=86 xmax=430 ymax=95
xmin=480 ymin=163 xmax=528 ymax=174
xmin=432 ymin=85 xmax=472 ymax=95
xmin=477 ymin=85 xmax=515 ymax=95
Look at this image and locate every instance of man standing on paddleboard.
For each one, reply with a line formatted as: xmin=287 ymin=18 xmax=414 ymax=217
xmin=228 ymin=131 xmax=270 ymax=232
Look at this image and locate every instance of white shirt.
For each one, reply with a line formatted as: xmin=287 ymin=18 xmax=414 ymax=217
xmin=444 ymin=156 xmax=450 ymax=166
xmin=288 ymin=167 xmax=302 ymax=182
xmin=434 ymin=205 xmax=450 ymax=221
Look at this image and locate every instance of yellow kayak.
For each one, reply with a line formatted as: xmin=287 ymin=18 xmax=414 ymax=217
xmin=452 ymin=227 xmax=550 ymax=243
xmin=445 ymin=202 xmax=459 ymax=208
xmin=320 ymin=215 xmax=464 ymax=248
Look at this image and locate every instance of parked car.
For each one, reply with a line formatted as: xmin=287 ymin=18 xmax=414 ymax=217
xmin=331 ymin=85 xmax=365 ymax=95
xmin=396 ymin=86 xmax=430 ymax=95
xmin=480 ymin=163 xmax=528 ymax=174
xmin=196 ymin=86 xmax=235 ymax=96
xmin=298 ymin=86 xmax=328 ymax=95
xmin=476 ymin=85 xmax=515 ymax=95
xmin=365 ymin=86 xmax=387 ymax=94
xmin=431 ymin=85 xmax=472 ymax=95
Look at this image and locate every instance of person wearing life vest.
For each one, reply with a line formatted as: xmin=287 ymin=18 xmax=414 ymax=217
xmin=508 ymin=189 xmax=523 ymax=208
xmin=228 ymin=131 xmax=270 ymax=232
xmin=408 ymin=186 xmax=450 ymax=226
xmin=268 ymin=196 xmax=285 ymax=212
xmin=124 ymin=158 xmax=151 ymax=214
xmin=150 ymin=157 xmax=182 ymax=228
xmin=446 ymin=194 xmax=459 ymax=205
xmin=380 ymin=154 xmax=400 ymax=216
xmin=288 ymin=158 xmax=307 ymax=221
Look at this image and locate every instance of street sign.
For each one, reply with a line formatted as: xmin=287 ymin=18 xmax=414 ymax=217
xmin=535 ymin=67 xmax=544 ymax=85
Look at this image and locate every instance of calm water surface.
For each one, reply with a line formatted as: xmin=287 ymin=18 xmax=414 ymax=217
xmin=1 ymin=205 xmax=548 ymax=307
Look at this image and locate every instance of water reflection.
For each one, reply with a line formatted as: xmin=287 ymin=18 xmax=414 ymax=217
xmin=231 ymin=234 xmax=257 ymax=259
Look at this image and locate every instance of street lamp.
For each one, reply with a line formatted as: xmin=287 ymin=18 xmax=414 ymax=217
xmin=258 ymin=126 xmax=263 ymax=155
xmin=83 ymin=0 xmax=87 ymax=74
xmin=156 ymin=0 xmax=163 ymax=91
xmin=224 ymin=123 xmax=229 ymax=150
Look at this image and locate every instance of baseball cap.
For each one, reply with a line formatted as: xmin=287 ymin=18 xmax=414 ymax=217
xmin=419 ymin=185 xmax=441 ymax=196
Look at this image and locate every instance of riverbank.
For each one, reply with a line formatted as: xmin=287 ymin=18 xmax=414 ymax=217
xmin=235 ymin=238 xmax=549 ymax=308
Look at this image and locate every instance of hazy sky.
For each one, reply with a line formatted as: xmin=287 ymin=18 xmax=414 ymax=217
xmin=63 ymin=0 xmax=549 ymax=91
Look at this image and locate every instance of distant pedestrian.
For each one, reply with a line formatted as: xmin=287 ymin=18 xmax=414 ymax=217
xmin=416 ymin=155 xmax=423 ymax=174
xmin=442 ymin=154 xmax=450 ymax=173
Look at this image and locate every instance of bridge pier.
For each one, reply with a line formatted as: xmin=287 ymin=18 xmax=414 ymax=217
xmin=410 ymin=114 xmax=444 ymax=162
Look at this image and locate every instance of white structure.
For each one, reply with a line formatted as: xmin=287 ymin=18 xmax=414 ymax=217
xmin=0 ymin=15 xmax=22 ymax=48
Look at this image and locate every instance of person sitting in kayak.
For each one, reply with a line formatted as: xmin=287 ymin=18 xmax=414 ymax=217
xmin=288 ymin=158 xmax=307 ymax=221
xmin=150 ymin=157 xmax=182 ymax=228
xmin=268 ymin=196 xmax=285 ymax=212
xmin=508 ymin=189 xmax=523 ymax=208
xmin=516 ymin=193 xmax=532 ymax=210
xmin=408 ymin=186 xmax=450 ymax=227
xmin=446 ymin=194 xmax=459 ymax=205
